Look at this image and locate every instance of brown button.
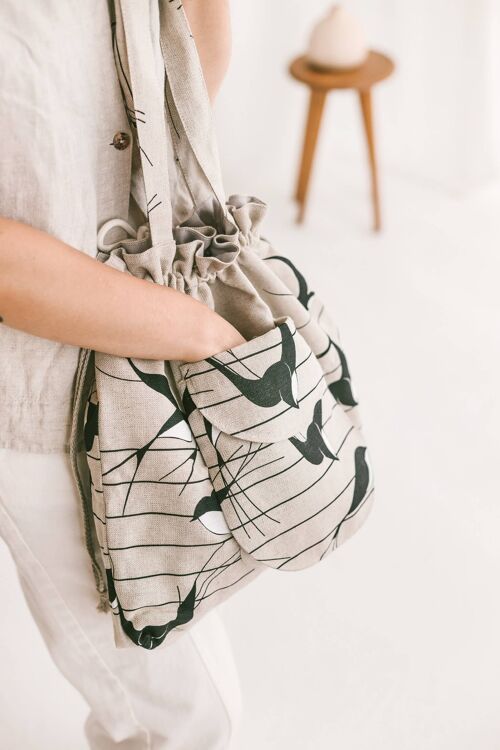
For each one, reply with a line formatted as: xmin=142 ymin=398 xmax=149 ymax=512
xmin=112 ymin=131 xmax=131 ymax=150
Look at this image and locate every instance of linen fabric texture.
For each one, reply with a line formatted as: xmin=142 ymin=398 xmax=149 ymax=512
xmin=70 ymin=0 xmax=376 ymax=650
xmin=0 ymin=448 xmax=242 ymax=749
xmin=0 ymin=0 xmax=193 ymax=452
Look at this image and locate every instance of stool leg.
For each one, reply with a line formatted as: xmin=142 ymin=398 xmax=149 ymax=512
xmin=359 ymin=88 xmax=381 ymax=231
xmin=294 ymin=88 xmax=327 ymax=223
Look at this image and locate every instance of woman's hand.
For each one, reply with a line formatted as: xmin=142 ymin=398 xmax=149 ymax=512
xmin=184 ymin=311 xmax=246 ymax=362
xmin=0 ymin=217 xmax=245 ymax=362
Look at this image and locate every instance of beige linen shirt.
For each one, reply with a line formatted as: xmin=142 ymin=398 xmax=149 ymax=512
xmin=0 ymin=0 xmax=180 ymax=452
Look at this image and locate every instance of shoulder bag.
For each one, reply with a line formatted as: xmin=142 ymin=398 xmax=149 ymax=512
xmin=69 ymin=0 xmax=375 ymax=651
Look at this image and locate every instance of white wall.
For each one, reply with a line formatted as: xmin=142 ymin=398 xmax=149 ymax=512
xmin=215 ymin=0 xmax=500 ymax=195
xmin=1 ymin=4 xmax=499 ymax=749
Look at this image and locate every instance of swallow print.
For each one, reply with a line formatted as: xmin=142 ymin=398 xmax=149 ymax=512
xmin=107 ymin=569 xmax=197 ymax=650
xmin=129 ymin=358 xmax=192 ymax=439
xmin=265 ymin=255 xmax=316 ymax=309
xmin=84 ymin=398 xmax=98 ymax=452
xmin=82 ymin=0 xmax=374 ymax=654
xmin=347 ymin=446 xmax=372 ymax=517
xmin=318 ymin=335 xmax=358 ymax=407
xmin=206 ymin=323 xmax=299 ymax=408
xmin=96 ymin=360 xmax=196 ymax=515
xmin=289 ymin=399 xmax=339 ymax=465
xmin=191 ymin=487 xmax=231 ymax=535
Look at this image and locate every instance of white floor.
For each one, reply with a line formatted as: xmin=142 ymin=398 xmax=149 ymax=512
xmin=226 ymin=171 xmax=500 ymax=750
xmin=1 ymin=167 xmax=499 ymax=749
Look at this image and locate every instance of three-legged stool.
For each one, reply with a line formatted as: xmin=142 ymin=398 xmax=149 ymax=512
xmin=289 ymin=51 xmax=395 ymax=230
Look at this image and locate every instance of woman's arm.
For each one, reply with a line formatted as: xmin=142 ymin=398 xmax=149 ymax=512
xmin=0 ymin=4 xmax=236 ymax=362
xmin=0 ymin=218 xmax=245 ymax=362
xmin=183 ymin=0 xmax=232 ymax=101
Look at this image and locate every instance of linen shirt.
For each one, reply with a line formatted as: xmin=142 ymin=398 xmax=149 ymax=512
xmin=0 ymin=0 xmax=179 ymax=452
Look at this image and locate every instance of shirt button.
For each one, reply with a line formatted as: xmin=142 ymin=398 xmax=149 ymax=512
xmin=112 ymin=131 xmax=131 ymax=150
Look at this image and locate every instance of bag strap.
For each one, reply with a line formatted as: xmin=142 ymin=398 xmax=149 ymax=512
xmin=116 ymin=0 xmax=176 ymax=256
xmin=158 ymin=1 xmax=228 ymax=216
xmin=115 ymin=0 xmax=231 ymax=260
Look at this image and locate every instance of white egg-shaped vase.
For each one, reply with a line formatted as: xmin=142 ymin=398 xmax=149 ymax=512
xmin=306 ymin=5 xmax=368 ymax=71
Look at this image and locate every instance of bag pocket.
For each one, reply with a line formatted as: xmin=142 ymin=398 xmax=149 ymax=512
xmin=176 ymin=315 xmax=374 ymax=571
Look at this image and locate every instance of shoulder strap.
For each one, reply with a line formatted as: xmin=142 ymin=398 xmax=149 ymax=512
xmin=115 ymin=0 xmax=230 ymax=258
xmin=116 ymin=0 xmax=176 ymax=255
xmin=158 ymin=1 xmax=228 ymax=215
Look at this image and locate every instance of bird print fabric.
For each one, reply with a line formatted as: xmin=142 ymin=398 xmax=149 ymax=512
xmin=82 ymin=195 xmax=375 ymax=650
xmin=175 ymin=314 xmax=372 ymax=572
xmin=75 ymin=0 xmax=375 ymax=651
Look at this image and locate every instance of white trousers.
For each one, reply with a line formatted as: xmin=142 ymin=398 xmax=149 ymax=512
xmin=0 ymin=449 xmax=242 ymax=749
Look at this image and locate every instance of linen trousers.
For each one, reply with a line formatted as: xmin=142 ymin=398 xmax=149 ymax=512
xmin=0 ymin=448 xmax=242 ymax=749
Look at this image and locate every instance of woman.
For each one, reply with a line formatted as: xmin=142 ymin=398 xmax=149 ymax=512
xmin=0 ymin=1 xmax=243 ymax=747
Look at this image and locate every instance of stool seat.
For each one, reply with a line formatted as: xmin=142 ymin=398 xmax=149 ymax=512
xmin=289 ymin=51 xmax=394 ymax=90
xmin=289 ymin=50 xmax=395 ymax=229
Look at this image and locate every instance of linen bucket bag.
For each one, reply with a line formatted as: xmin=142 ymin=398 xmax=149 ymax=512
xmin=69 ymin=0 xmax=376 ymax=651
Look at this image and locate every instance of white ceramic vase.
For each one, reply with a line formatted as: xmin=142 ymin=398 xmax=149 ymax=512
xmin=306 ymin=5 xmax=368 ymax=71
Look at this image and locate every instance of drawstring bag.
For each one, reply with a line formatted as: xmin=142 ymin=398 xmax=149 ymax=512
xmin=69 ymin=0 xmax=375 ymax=651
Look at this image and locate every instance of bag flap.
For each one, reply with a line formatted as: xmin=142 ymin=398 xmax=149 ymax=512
xmin=178 ymin=317 xmax=328 ymax=443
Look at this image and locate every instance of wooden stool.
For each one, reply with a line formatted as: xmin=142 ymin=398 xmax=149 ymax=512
xmin=289 ymin=51 xmax=395 ymax=230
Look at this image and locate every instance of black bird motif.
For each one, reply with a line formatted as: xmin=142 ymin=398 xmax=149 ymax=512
xmin=86 ymin=363 xmax=192 ymax=500
xmin=203 ymin=418 xmax=225 ymax=475
xmin=265 ymin=255 xmax=315 ymax=309
xmin=206 ymin=322 xmax=299 ymax=409
xmin=106 ymin=569 xmax=197 ymax=650
xmin=289 ymin=399 xmax=339 ymax=465
xmin=128 ymin=359 xmax=192 ymax=441
xmin=347 ymin=446 xmax=371 ymax=516
xmin=198 ymin=417 xmax=276 ymax=532
xmin=128 ymin=359 xmax=176 ymax=404
xmin=191 ymin=485 xmax=231 ymax=535
xmin=318 ymin=335 xmax=358 ymax=407
xmin=84 ymin=399 xmax=99 ymax=452
xmin=181 ymin=384 xmax=196 ymax=419
xmin=320 ymin=446 xmax=373 ymax=560
xmin=120 ymin=410 xmax=195 ymax=515
xmin=115 ymin=361 xmax=194 ymax=514
xmin=191 ymin=417 xmax=238 ymax=536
